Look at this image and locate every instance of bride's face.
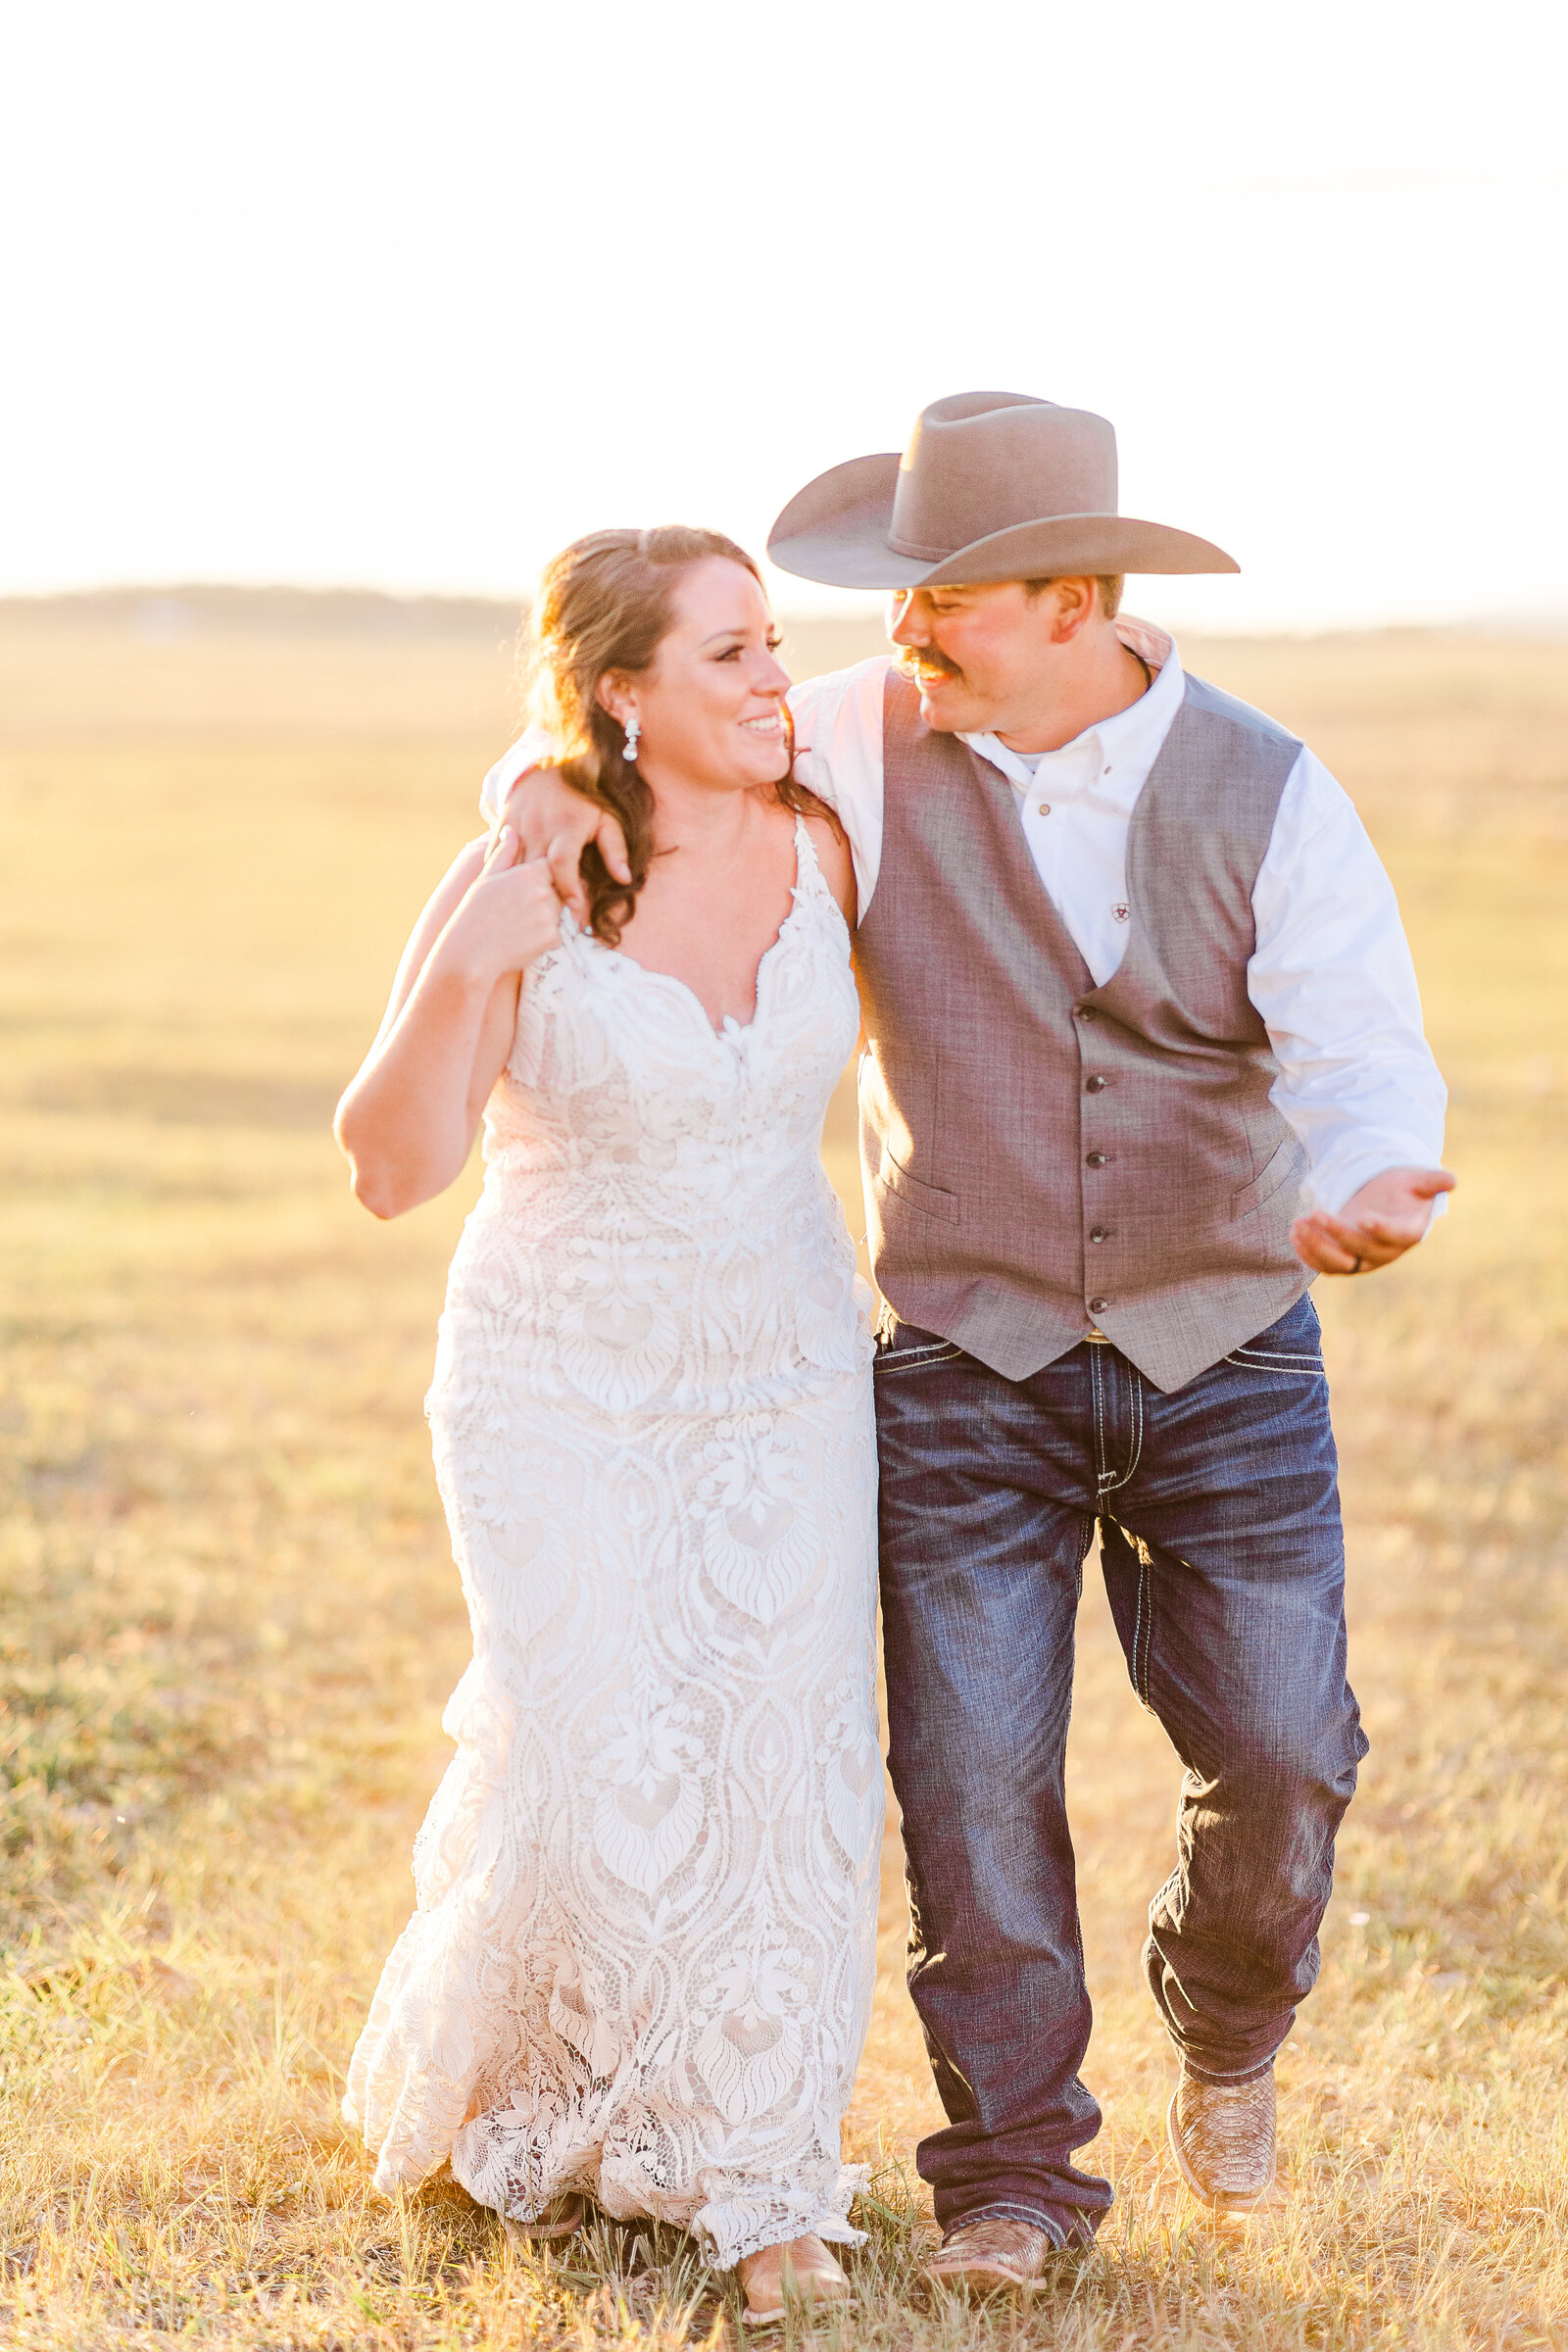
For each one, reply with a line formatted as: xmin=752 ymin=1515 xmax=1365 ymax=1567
xmin=613 ymin=558 xmax=792 ymax=794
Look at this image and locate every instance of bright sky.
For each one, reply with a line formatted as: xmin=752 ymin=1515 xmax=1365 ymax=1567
xmin=5 ymin=0 xmax=1566 ymax=630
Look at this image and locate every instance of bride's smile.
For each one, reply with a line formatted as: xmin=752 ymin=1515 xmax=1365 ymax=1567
xmin=598 ymin=555 xmax=794 ymax=799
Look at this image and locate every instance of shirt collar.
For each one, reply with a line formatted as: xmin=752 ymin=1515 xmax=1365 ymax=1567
xmin=960 ymin=618 xmax=1184 ymax=800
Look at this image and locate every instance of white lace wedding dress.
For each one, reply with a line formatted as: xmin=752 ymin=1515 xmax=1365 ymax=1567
xmin=344 ymin=819 xmax=882 ymax=2267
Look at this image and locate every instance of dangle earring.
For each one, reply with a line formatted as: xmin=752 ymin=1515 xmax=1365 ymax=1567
xmin=622 ymin=713 xmax=640 ymax=764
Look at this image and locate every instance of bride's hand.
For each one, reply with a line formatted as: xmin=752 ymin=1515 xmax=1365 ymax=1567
xmin=442 ymin=826 xmax=564 ymax=986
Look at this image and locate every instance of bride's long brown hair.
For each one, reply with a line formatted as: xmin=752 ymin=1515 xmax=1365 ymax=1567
xmin=522 ymin=526 xmax=819 ymax=945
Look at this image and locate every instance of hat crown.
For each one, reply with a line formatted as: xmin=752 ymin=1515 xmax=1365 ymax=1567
xmin=888 ymin=394 xmax=1120 ymax=566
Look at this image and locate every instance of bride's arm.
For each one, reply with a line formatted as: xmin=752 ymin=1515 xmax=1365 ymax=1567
xmin=334 ymin=828 xmax=562 ymax=1218
xmin=368 ymin=833 xmax=491 ymax=1049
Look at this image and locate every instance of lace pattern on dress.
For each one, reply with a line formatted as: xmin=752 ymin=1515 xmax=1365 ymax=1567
xmin=343 ymin=823 xmax=882 ymax=2267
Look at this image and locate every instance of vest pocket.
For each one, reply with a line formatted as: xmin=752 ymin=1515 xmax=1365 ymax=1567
xmin=1229 ymin=1133 xmax=1304 ymax=1219
xmin=874 ymin=1149 xmax=960 ymax=1226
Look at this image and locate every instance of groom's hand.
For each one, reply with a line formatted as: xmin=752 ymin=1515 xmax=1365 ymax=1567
xmin=1290 ymin=1164 xmax=1456 ymax=1276
xmin=494 ymin=764 xmax=633 ymax=926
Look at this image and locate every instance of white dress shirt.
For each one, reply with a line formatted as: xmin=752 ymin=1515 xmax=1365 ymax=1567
xmin=481 ymin=619 xmax=1447 ymax=1218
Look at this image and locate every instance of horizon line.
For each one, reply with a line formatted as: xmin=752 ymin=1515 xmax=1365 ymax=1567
xmin=3 ymin=579 xmax=1566 ymax=645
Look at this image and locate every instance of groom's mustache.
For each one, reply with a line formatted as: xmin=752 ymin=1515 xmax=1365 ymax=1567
xmin=894 ymin=647 xmax=961 ymax=683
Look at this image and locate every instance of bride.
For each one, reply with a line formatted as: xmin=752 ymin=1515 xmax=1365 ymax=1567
xmin=333 ymin=526 xmax=881 ymax=2324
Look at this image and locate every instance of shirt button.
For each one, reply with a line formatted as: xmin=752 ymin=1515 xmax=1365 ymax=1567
xmin=1084 ymin=1075 xmax=1107 ymax=1094
xmin=1089 ymin=1297 xmax=1109 ymax=1314
xmin=1037 ymin=802 xmax=1051 ymax=815
xmin=1090 ymin=1226 xmax=1109 ymax=1243
xmin=1086 ymin=1152 xmax=1108 ymax=1167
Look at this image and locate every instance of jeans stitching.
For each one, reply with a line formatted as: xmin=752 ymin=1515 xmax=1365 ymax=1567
xmin=1098 ymin=1357 xmax=1142 ymax=1495
xmin=1092 ymin=1348 xmax=1112 ymax=1494
xmin=1131 ymin=1543 xmax=1144 ymax=1691
xmin=1125 ymin=1368 xmax=1144 ymax=1486
xmin=1075 ymin=1514 xmax=1096 ymax=1593
xmin=1151 ymin=1864 xmax=1181 ymax=1934
xmin=1137 ymin=1551 xmax=1153 ymax=1702
xmin=874 ymin=1343 xmax=964 ymax=1373
xmin=1224 ymin=1348 xmax=1324 ymax=1375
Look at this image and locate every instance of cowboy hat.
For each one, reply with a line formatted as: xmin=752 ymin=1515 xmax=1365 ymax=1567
xmin=766 ymin=390 xmax=1238 ymax=590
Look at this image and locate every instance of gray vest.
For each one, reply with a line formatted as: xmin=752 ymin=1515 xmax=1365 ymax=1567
xmin=855 ymin=669 xmax=1310 ymax=1393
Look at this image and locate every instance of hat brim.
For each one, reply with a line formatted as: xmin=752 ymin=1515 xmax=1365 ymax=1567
xmin=767 ymin=452 xmax=1239 ymax=587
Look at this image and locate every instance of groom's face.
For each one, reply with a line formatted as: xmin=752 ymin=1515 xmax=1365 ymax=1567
xmin=888 ymin=578 xmax=1090 ymax=738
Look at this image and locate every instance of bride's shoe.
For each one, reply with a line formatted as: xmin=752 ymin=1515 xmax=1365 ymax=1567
xmin=736 ymin=2234 xmax=852 ymax=2325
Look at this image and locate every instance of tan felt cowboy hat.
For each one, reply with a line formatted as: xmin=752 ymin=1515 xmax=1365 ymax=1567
xmin=767 ymin=390 xmax=1239 ymax=590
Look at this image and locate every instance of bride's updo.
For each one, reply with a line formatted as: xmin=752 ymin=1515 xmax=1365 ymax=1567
xmin=523 ymin=526 xmax=813 ymax=946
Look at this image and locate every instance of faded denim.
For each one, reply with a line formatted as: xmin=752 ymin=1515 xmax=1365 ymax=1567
xmin=874 ymin=1294 xmax=1366 ymax=2243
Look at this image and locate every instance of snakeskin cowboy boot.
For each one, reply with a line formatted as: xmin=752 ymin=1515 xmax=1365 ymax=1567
xmin=1167 ymin=2064 xmax=1279 ymax=2215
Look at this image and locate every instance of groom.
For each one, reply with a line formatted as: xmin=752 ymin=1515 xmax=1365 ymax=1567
xmin=487 ymin=394 xmax=1451 ymax=2294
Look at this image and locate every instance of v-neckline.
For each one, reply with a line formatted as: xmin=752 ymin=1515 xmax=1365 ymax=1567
xmin=579 ymin=816 xmax=811 ymax=1042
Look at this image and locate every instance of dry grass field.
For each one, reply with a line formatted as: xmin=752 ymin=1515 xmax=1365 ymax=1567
xmin=1 ymin=594 xmax=1565 ymax=2349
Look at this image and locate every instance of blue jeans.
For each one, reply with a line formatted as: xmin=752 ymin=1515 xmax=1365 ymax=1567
xmin=874 ymin=1295 xmax=1366 ymax=2244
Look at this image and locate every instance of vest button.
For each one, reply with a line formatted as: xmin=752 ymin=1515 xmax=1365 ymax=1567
xmin=1089 ymin=1297 xmax=1109 ymax=1314
xmin=1089 ymin=1226 xmax=1109 ymax=1243
xmin=1076 ymin=1004 xmax=1098 ymax=1019
xmin=1084 ymin=1074 xmax=1107 ymax=1093
xmin=1086 ymin=1151 xmax=1108 ymax=1167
